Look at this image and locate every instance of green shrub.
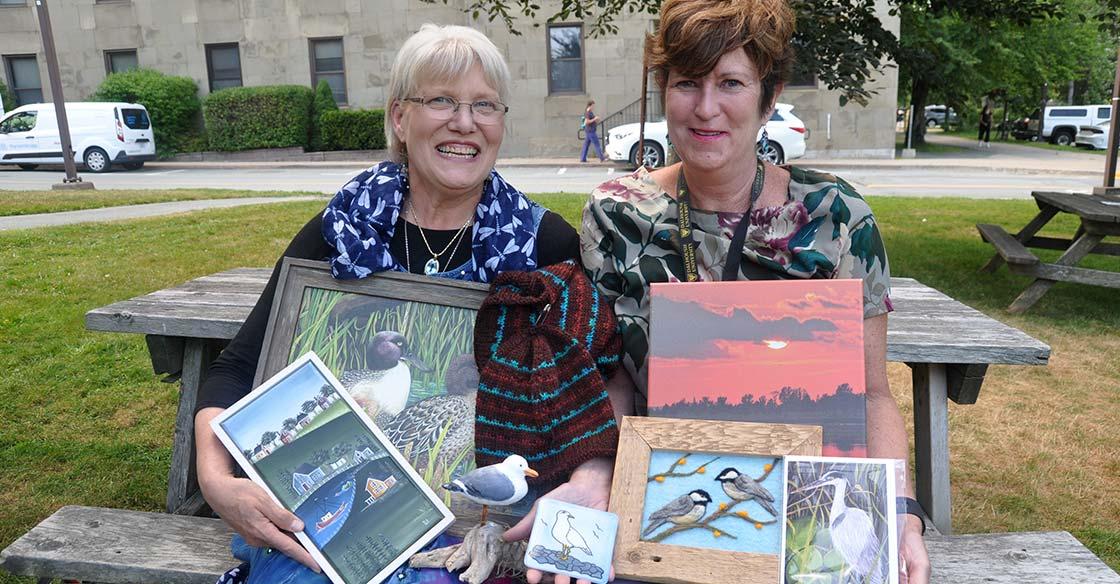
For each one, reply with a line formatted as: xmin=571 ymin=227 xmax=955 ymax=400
xmin=90 ymin=68 xmax=200 ymax=155
xmin=203 ymin=85 xmax=314 ymax=151
xmin=309 ymin=80 xmax=339 ymax=151
xmin=0 ymin=80 xmax=16 ymax=113
xmin=320 ymin=109 xmax=386 ymax=151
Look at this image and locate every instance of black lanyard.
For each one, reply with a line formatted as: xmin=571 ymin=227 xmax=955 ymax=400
xmin=676 ymin=160 xmax=765 ymax=282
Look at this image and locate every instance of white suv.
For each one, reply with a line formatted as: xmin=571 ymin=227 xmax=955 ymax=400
xmin=605 ymin=103 xmax=808 ymax=168
xmin=1021 ymin=105 xmax=1112 ymax=146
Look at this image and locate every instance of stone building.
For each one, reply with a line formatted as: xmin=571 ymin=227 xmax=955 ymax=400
xmin=0 ymin=0 xmax=898 ymax=158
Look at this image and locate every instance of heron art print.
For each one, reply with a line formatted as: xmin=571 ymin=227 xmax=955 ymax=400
xmin=780 ymin=456 xmax=900 ymax=584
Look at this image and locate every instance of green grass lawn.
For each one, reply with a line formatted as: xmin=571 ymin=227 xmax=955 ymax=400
xmin=0 ymin=193 xmax=1117 ymax=583
xmin=0 ymin=188 xmax=323 ymax=217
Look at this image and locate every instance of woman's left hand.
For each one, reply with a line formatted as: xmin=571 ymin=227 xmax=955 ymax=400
xmin=899 ymin=516 xmax=930 ymax=584
xmin=503 ymin=457 xmax=616 ymax=584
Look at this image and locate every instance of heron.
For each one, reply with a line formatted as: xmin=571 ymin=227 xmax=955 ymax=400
xmin=796 ymin=470 xmax=884 ymax=584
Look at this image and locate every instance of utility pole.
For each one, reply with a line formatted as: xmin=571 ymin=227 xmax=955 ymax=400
xmin=35 ymin=0 xmax=92 ymax=190
xmin=1097 ymin=46 xmax=1120 ymax=196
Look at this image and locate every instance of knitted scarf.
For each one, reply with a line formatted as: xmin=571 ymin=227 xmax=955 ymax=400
xmin=322 ymin=161 xmax=539 ymax=282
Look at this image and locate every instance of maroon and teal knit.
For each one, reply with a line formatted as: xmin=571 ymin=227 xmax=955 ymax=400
xmin=473 ymin=260 xmax=622 ymax=483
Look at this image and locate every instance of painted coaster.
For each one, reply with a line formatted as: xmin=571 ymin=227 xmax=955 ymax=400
xmin=524 ymin=499 xmax=619 ymax=584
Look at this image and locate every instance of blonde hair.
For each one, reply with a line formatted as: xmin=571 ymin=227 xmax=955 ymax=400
xmin=385 ymin=24 xmax=511 ymax=162
xmin=645 ymin=0 xmax=795 ymax=115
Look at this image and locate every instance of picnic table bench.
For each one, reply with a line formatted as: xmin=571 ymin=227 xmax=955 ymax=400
xmin=4 ymin=506 xmax=1118 ymax=584
xmin=979 ymin=190 xmax=1120 ymax=313
xmin=81 ymin=267 xmax=1051 ymax=536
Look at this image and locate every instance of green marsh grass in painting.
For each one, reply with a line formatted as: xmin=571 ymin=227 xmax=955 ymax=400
xmin=288 ymin=286 xmax=478 ymax=504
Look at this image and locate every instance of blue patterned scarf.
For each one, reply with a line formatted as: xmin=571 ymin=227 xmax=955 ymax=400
xmin=322 ymin=161 xmax=540 ymax=282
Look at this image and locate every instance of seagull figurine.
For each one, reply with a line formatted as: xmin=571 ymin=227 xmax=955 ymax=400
xmin=384 ymin=353 xmax=477 ymax=470
xmin=340 ymin=330 xmax=430 ymax=427
xmin=551 ymin=509 xmax=593 ymax=560
xmin=642 ymin=489 xmax=712 ymax=537
xmin=714 ymin=466 xmax=779 ymax=517
xmin=443 ymin=454 xmax=539 ymax=524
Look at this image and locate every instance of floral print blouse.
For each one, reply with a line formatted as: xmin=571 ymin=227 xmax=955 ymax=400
xmin=580 ymin=165 xmax=893 ymax=410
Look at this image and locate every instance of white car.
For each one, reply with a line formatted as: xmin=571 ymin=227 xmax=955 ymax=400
xmin=605 ymin=103 xmax=808 ymax=167
xmin=0 ymin=102 xmax=156 ymax=172
xmin=1075 ymin=122 xmax=1110 ymax=150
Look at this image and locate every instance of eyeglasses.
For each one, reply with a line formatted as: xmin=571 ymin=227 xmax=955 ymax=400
xmin=402 ymin=96 xmax=509 ymax=124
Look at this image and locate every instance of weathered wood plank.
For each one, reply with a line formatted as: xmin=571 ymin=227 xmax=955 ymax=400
xmin=0 ymin=506 xmax=237 ymax=584
xmin=947 ymin=363 xmax=988 ymax=405
xmin=85 ymin=272 xmax=1051 ymax=366
xmin=977 ymin=223 xmax=1040 ymax=265
xmin=167 ymin=339 xmax=216 ymax=514
xmin=144 ymin=335 xmax=184 ymax=377
xmin=926 ymin=531 xmax=1120 ymax=583
xmin=980 ymin=207 xmax=1058 ymax=274
xmin=1033 ymin=191 xmax=1120 ymax=224
xmin=1007 ymin=262 xmax=1120 ymax=288
xmin=912 ymin=363 xmax=952 ymax=535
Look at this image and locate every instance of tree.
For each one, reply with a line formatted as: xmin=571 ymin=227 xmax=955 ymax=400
xmin=282 ymin=417 xmax=298 ymax=433
xmin=302 ymin=400 xmax=318 ymax=414
xmin=260 ymin=431 xmax=278 ymax=447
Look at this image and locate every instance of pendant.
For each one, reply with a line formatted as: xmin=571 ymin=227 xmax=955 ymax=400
xmin=424 ymin=257 xmax=440 ymax=275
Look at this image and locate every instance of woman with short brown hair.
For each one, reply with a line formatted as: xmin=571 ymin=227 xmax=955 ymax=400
xmin=581 ymin=0 xmax=931 ymax=581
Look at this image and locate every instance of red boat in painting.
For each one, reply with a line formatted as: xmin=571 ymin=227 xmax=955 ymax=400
xmin=316 ymin=501 xmax=348 ymax=531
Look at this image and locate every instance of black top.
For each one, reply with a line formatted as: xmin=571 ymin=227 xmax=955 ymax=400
xmin=196 ymin=210 xmax=580 ymax=411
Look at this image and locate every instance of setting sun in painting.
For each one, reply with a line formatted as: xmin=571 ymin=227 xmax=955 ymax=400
xmin=647 ymin=280 xmax=867 ymax=457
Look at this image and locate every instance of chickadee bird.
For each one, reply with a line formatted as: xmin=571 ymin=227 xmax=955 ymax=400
xmin=714 ymin=467 xmax=778 ymax=517
xmin=642 ymin=489 xmax=712 ymax=537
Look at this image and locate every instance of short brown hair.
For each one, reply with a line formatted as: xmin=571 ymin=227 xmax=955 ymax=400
xmin=645 ymin=0 xmax=795 ymax=116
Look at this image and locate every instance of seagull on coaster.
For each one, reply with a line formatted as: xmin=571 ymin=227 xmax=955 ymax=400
xmin=443 ymin=454 xmax=539 ymax=524
xmin=551 ymin=509 xmax=593 ymax=560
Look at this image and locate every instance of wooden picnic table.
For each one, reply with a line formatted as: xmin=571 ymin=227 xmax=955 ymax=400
xmin=979 ymin=190 xmax=1120 ymax=313
xmin=85 ymin=268 xmax=1051 ymax=535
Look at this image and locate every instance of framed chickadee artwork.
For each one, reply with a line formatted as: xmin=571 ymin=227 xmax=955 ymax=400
xmin=608 ymin=416 xmax=822 ymax=584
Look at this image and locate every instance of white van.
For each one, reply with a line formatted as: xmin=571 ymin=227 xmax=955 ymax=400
xmin=0 ymin=102 xmax=156 ymax=172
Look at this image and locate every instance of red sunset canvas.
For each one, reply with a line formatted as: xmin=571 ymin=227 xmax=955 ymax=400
xmin=648 ymin=279 xmax=867 ymax=457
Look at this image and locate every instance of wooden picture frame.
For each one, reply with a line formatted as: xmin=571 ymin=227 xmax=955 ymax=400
xmin=255 ymin=258 xmax=496 ymax=534
xmin=608 ymin=416 xmax=823 ymax=584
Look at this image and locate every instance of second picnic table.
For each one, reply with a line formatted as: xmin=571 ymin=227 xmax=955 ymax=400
xmin=85 ymin=269 xmax=1051 ymax=535
xmin=978 ymin=190 xmax=1120 ymax=313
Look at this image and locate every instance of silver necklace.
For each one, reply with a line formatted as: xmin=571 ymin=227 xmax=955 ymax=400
xmin=405 ymin=199 xmax=473 ymax=275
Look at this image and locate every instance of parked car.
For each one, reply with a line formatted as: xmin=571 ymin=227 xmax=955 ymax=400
xmin=1075 ymin=122 xmax=1110 ymax=150
xmin=1016 ymin=104 xmax=1111 ymax=146
xmin=604 ymin=103 xmax=808 ymax=167
xmin=0 ymin=102 xmax=156 ymax=172
xmin=923 ymin=105 xmax=959 ymax=128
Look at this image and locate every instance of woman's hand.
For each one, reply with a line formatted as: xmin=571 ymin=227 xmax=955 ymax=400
xmin=898 ymin=516 xmax=930 ymax=584
xmin=503 ymin=457 xmax=616 ymax=584
xmin=195 ymin=407 xmax=320 ymax=572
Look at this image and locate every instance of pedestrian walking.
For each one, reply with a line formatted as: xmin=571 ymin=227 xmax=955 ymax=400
xmin=581 ymin=100 xmax=606 ymax=162
xmin=978 ymin=96 xmax=994 ymax=148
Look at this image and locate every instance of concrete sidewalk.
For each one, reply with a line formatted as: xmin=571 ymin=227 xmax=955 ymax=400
xmin=0 ymin=196 xmax=320 ymax=231
xmin=147 ymin=136 xmax=1115 ymax=177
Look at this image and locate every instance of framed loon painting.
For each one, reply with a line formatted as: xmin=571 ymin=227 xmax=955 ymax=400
xmin=256 ymin=257 xmax=506 ymax=534
xmin=212 ymin=352 xmax=455 ymax=584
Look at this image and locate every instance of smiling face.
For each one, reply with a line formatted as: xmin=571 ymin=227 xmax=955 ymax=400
xmin=391 ymin=62 xmax=504 ymax=200
xmin=664 ymin=48 xmax=777 ymax=175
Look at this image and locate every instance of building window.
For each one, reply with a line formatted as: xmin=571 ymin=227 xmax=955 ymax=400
xmin=547 ymin=24 xmax=583 ymax=94
xmin=310 ymin=38 xmax=346 ymax=104
xmin=3 ymin=55 xmax=43 ymax=106
xmin=206 ymin=43 xmax=243 ymax=92
xmin=104 ymin=49 xmax=138 ymax=74
xmin=0 ymin=0 xmax=27 ymax=5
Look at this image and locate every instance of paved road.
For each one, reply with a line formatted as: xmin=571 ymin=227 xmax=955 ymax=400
xmin=0 ymin=163 xmax=1102 ymax=199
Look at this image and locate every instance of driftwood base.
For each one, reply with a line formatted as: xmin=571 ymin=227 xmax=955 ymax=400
xmin=409 ymin=521 xmax=527 ymax=584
